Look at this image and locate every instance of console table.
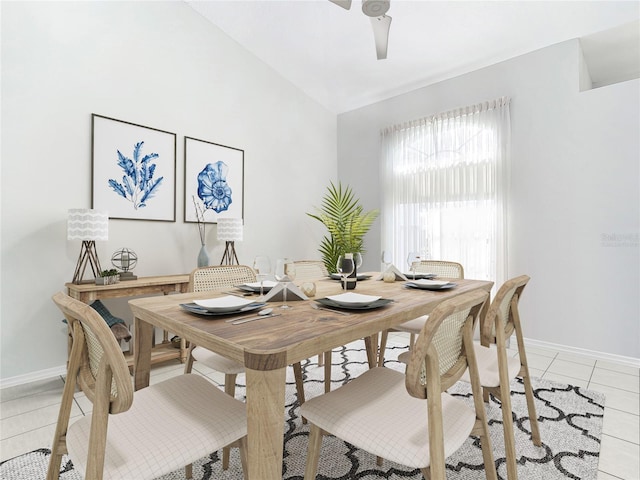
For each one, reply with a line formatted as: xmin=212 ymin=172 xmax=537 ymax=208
xmin=65 ymin=274 xmax=190 ymax=367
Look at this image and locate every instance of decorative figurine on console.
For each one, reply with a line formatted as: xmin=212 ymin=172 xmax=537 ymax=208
xmin=111 ymin=248 xmax=138 ymax=281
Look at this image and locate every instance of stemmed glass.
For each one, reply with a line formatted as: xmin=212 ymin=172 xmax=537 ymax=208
xmin=381 ymin=250 xmax=392 ymax=272
xmin=275 ymin=258 xmax=296 ymax=309
xmin=407 ymin=251 xmax=422 ymax=280
xmin=336 ymin=254 xmax=355 ymax=290
xmin=253 ymin=255 xmax=271 ymax=297
xmin=353 ymin=252 xmax=363 ymax=273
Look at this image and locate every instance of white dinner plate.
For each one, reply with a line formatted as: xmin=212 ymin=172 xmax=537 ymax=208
xmin=405 ymin=279 xmax=457 ymax=291
xmin=237 ymin=281 xmax=278 ymax=293
xmin=326 ymin=292 xmax=381 ymax=307
xmin=194 ymin=295 xmax=255 ymax=312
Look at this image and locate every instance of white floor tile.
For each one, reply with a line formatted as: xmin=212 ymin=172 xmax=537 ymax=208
xmin=0 ymin=423 xmax=56 ymax=462
xmin=588 ymin=383 xmax=640 ymax=415
xmin=0 ymin=388 xmax=66 ymax=419
xmin=546 ymin=359 xmax=594 ymax=381
xmin=597 ymin=470 xmax=623 ymax=480
xmin=524 ymin=345 xmax=558 ymax=359
xmin=0 ymin=377 xmax=64 ymax=403
xmin=591 ymin=369 xmax=640 ymax=394
xmin=0 ymin=402 xmax=82 ymax=439
xmin=596 ymin=360 xmax=640 ymax=377
xmin=556 ymin=352 xmax=597 ymax=367
xmin=598 ymin=434 xmax=640 ymax=480
xmin=524 ymin=353 xmax=555 ymax=371
xmin=602 ymin=407 xmax=640 ymax=444
xmin=541 ymin=372 xmax=589 ymax=389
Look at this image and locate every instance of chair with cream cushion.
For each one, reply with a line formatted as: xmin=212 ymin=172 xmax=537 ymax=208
xmin=48 ymin=292 xmax=247 ymax=480
xmin=184 ymin=264 xmax=306 ymax=470
xmin=293 ymin=260 xmax=333 ymax=389
xmin=300 ymin=289 xmax=497 ymax=480
xmin=459 ymin=274 xmax=540 ymax=480
xmin=378 ymin=260 xmax=465 ymax=367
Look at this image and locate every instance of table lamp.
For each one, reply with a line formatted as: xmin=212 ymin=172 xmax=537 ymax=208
xmin=67 ymin=208 xmax=109 ymax=284
xmin=217 ymin=218 xmax=243 ymax=265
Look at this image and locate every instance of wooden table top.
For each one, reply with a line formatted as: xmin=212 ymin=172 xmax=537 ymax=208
xmin=129 ymin=275 xmax=493 ymax=371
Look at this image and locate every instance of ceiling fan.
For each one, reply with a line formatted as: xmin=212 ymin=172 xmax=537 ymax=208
xmin=329 ymin=0 xmax=392 ymax=60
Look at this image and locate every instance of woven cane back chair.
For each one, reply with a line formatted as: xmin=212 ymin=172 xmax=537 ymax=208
xmin=293 ymin=260 xmax=336 ymax=390
xmin=48 ymin=292 xmax=247 ymax=480
xmin=184 ymin=265 xmax=307 ymax=470
xmin=460 ymin=274 xmax=540 ymax=480
xmin=300 ymin=289 xmax=496 ymax=480
xmin=378 ymin=260 xmax=464 ymax=367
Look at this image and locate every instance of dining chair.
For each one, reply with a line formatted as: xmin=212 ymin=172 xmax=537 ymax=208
xmin=184 ymin=264 xmax=306 ymax=470
xmin=378 ymin=260 xmax=465 ymax=367
xmin=293 ymin=260 xmax=333 ymax=384
xmin=300 ymin=289 xmax=496 ymax=480
xmin=458 ymin=274 xmax=541 ymax=480
xmin=48 ymin=292 xmax=247 ymax=480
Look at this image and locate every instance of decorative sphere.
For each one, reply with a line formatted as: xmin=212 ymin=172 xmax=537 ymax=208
xmin=111 ymin=248 xmax=138 ymax=272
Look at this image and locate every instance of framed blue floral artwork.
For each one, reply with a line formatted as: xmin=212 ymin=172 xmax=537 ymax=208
xmin=92 ymin=114 xmax=176 ymax=221
xmin=184 ymin=137 xmax=244 ymax=224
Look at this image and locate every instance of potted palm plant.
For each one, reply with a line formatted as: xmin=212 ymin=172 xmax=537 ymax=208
xmin=307 ymin=182 xmax=379 ymax=274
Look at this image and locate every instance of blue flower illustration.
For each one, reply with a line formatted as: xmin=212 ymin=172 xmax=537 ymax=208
xmin=197 ymin=161 xmax=232 ymax=213
xmin=108 ymin=141 xmax=163 ymax=210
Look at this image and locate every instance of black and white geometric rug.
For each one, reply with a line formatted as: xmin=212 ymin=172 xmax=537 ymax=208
xmin=0 ymin=345 xmax=604 ymax=480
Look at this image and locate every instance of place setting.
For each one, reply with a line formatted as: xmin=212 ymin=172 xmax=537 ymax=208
xmin=179 ymin=295 xmax=267 ymax=317
xmin=314 ymin=292 xmax=394 ymax=312
xmin=404 ymin=279 xmax=457 ymax=291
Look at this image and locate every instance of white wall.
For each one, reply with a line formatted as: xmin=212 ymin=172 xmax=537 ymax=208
xmin=0 ymin=1 xmax=337 ymax=381
xmin=338 ymin=40 xmax=639 ymax=359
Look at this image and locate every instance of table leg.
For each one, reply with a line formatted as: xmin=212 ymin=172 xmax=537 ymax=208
xmin=133 ymin=317 xmax=153 ymax=391
xmin=245 ymin=366 xmax=286 ymax=480
xmin=364 ymin=334 xmax=378 ymax=369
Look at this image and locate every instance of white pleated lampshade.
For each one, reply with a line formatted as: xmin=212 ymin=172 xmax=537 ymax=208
xmin=217 ymin=218 xmax=243 ymax=241
xmin=67 ymin=209 xmax=109 ymax=241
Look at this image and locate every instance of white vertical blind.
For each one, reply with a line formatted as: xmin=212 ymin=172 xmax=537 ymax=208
xmin=380 ymin=97 xmax=510 ymax=285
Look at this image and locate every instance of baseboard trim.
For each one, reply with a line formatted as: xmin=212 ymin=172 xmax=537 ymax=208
xmin=0 ymin=365 xmax=67 ymax=390
xmin=524 ymin=337 xmax=640 ymax=368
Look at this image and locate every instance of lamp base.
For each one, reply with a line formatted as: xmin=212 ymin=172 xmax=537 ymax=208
xmin=72 ymin=240 xmax=102 ymax=285
xmin=219 ymin=241 xmax=239 ymax=265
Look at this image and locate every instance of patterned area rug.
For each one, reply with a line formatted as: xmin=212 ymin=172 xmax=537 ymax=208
xmin=0 ymin=345 xmax=604 ymax=480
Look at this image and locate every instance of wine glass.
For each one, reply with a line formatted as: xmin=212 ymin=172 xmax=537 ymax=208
xmin=353 ymin=252 xmax=363 ymax=270
xmin=336 ymin=254 xmax=355 ymax=290
xmin=407 ymin=251 xmax=421 ymax=280
xmin=253 ymin=255 xmax=271 ymax=296
xmin=275 ymin=258 xmax=296 ymax=309
xmin=381 ymin=250 xmax=392 ymax=272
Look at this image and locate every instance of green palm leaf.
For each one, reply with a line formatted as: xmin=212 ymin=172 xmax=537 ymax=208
xmin=307 ymin=182 xmax=379 ymax=273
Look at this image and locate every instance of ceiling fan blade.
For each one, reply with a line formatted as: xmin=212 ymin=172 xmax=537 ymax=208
xmin=328 ymin=0 xmax=352 ymax=10
xmin=370 ymin=14 xmax=391 ymax=60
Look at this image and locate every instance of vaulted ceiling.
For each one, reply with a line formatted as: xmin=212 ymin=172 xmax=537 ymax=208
xmin=186 ymin=1 xmax=639 ymax=114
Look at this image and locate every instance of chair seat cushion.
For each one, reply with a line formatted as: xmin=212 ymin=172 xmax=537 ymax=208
xmin=192 ymin=346 xmax=245 ymax=374
xmin=459 ymin=342 xmax=522 ymax=387
xmin=67 ymin=374 xmax=246 ymax=480
xmin=391 ymin=315 xmax=428 ymax=335
xmin=299 ymin=367 xmax=475 ymax=469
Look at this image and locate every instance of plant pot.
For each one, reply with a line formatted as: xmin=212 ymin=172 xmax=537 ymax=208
xmin=95 ymin=275 xmax=120 ymax=285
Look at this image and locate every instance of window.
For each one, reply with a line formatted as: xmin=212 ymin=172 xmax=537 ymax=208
xmin=381 ymin=97 xmax=510 ymax=285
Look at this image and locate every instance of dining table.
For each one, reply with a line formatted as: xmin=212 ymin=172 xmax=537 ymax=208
xmin=129 ymin=273 xmax=493 ymax=480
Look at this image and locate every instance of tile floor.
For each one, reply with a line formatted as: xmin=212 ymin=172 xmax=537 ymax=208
xmin=1 ymin=333 xmax=638 ymax=479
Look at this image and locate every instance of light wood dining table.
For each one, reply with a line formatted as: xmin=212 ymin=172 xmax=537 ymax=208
xmin=129 ymin=274 xmax=493 ymax=480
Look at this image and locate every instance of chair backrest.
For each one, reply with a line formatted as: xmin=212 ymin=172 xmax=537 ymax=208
xmin=189 ymin=265 xmax=256 ymax=293
xmin=405 ymin=289 xmax=488 ymax=399
xmin=480 ymin=274 xmax=530 ymax=345
xmin=414 ymin=260 xmax=464 ymax=279
xmin=293 ymin=260 xmax=328 ymax=282
xmin=52 ymin=292 xmax=133 ymax=414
